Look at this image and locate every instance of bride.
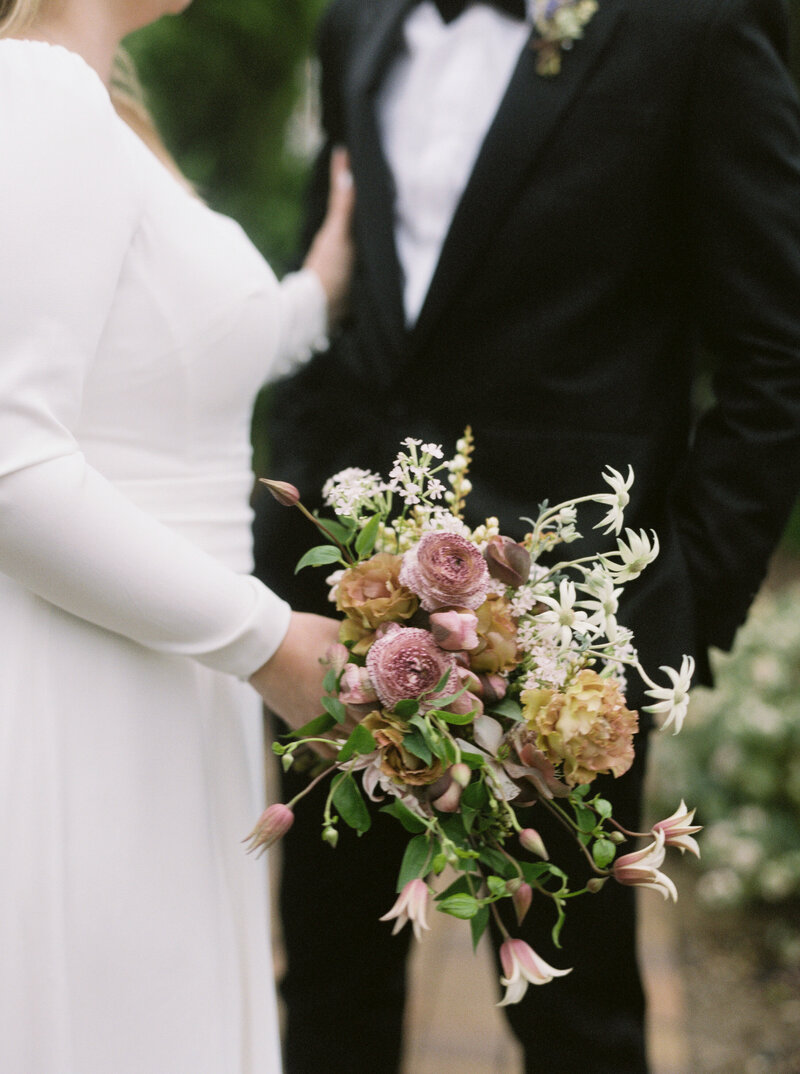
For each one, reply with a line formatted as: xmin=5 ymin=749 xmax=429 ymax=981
xmin=0 ymin=1 xmax=352 ymax=1071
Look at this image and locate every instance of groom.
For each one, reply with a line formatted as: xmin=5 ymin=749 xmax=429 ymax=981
xmin=253 ymin=0 xmax=800 ymax=1071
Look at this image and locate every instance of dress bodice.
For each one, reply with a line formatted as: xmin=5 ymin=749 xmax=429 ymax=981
xmin=0 ymin=40 xmax=326 ymax=675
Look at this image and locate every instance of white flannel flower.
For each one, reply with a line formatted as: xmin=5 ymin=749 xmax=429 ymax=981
xmin=593 ymin=465 xmax=634 ymax=535
xmin=602 ymin=528 xmax=659 ymax=582
xmin=643 ymin=655 xmax=695 ymax=734
xmin=578 ymin=573 xmax=622 ymax=640
xmin=535 ymin=578 xmax=594 ymax=648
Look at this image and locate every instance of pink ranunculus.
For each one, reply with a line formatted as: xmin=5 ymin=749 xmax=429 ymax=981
xmin=429 ymin=608 xmax=480 ymax=652
xmin=400 ymin=532 xmax=490 ymax=612
xmin=366 ymin=626 xmax=458 ymax=712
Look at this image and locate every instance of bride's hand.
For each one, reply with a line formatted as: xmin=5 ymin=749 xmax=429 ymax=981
xmin=249 ymin=611 xmax=341 ymax=732
xmin=303 ymin=146 xmax=355 ymax=327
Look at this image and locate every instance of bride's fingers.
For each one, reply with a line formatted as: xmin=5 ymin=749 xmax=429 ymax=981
xmin=326 ymin=145 xmax=354 ymax=229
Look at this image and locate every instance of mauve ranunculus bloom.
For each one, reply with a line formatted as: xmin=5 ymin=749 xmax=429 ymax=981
xmin=366 ymin=625 xmax=457 ymax=712
xmin=400 ymin=532 xmax=490 ymax=612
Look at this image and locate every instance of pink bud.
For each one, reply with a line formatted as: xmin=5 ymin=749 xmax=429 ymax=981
xmin=483 ymin=536 xmax=531 ymax=588
xmin=478 ymin=673 xmax=507 ymax=705
xmin=429 ymin=608 xmax=480 ymax=652
xmin=431 ymin=775 xmax=464 ymax=813
xmin=259 ymin=477 xmax=300 ymax=507
xmin=512 ymin=881 xmax=533 ymax=925
xmin=339 ymin=664 xmax=378 ymax=705
xmin=519 ymin=828 xmax=549 ymax=860
xmin=242 ymin=803 xmax=294 ymax=857
xmin=324 ymin=642 xmax=350 ymax=674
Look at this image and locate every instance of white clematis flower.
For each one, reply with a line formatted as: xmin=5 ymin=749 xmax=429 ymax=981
xmin=643 ymin=654 xmax=695 ymax=734
xmin=593 ymin=464 xmax=634 ymax=535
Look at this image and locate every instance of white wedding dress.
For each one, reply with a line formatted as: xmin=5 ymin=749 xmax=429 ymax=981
xmin=0 ymin=40 xmax=327 ymax=1074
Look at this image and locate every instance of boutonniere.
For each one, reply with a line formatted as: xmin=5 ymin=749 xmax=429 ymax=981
xmin=530 ymin=0 xmax=599 ymax=77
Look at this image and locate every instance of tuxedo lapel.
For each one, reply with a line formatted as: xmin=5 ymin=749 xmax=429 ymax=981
xmin=346 ymin=0 xmax=417 ymax=363
xmin=409 ymin=0 xmax=628 ymax=353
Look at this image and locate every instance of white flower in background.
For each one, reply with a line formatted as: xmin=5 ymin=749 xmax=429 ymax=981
xmin=535 ymin=578 xmax=594 ymax=648
xmin=602 ymin=528 xmax=660 ymax=582
xmin=643 ymin=654 xmax=695 ymax=734
xmin=578 ymin=571 xmax=623 ymax=641
xmin=322 ymin=466 xmax=387 ymax=517
xmin=593 ymin=465 xmax=634 ymax=535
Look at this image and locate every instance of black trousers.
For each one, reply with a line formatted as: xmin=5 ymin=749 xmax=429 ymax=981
xmin=275 ymin=720 xmax=651 ymax=1074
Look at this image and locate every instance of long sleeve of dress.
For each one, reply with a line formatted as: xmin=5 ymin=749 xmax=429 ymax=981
xmin=0 ymin=44 xmax=292 ymax=679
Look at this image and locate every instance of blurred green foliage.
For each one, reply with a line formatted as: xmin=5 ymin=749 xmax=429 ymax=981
xmin=125 ymin=0 xmax=327 ymax=271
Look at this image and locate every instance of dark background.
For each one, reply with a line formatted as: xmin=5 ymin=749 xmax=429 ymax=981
xmin=125 ymin=0 xmax=800 ymax=548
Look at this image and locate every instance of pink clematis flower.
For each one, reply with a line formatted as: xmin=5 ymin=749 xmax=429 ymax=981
xmin=242 ymin=803 xmax=294 ymax=857
xmin=379 ymin=878 xmax=431 ymax=941
xmin=612 ymin=828 xmax=678 ymax=900
xmin=497 ymin=938 xmax=572 ymax=1006
xmin=652 ymin=799 xmax=702 ymax=857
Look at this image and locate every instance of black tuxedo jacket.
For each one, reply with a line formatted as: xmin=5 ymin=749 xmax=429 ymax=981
xmin=255 ymin=0 xmax=800 ymax=687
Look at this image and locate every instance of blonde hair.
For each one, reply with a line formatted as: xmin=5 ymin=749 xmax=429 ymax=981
xmin=0 ymin=0 xmax=42 ymax=37
xmin=0 ymin=1 xmax=188 ymax=184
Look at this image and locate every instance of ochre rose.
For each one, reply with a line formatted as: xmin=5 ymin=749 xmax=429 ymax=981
xmin=363 ymin=711 xmax=444 ymax=787
xmin=521 ymin=670 xmax=638 ymax=786
xmin=469 ymin=595 xmax=519 ymax=674
xmin=336 ymin=553 xmax=418 ymax=653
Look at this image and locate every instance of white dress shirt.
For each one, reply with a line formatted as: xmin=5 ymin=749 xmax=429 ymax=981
xmin=377 ymin=1 xmax=532 ymax=325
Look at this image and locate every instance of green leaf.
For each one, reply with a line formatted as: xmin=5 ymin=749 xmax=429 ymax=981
xmin=430 ymin=707 xmax=477 ymax=726
xmin=402 ymin=729 xmax=432 ymax=766
xmin=486 ymin=696 xmax=523 ymax=721
xmin=437 ymin=893 xmax=480 ymax=920
xmin=322 ymin=668 xmax=339 ymax=694
xmin=380 ymin=800 xmax=427 ymax=835
xmin=574 ymin=805 xmax=597 ymax=833
xmin=470 ymin=904 xmax=490 ymax=950
xmin=355 ymin=513 xmax=382 ymax=557
xmin=479 ymin=847 xmax=514 ymax=877
xmin=462 ymin=781 xmax=489 ymax=810
xmin=393 ymin=699 xmax=420 ymax=718
xmin=294 ymin=544 xmax=342 ymax=573
xmin=337 ymin=723 xmax=376 ymax=763
xmin=519 ymin=861 xmax=553 ymax=884
xmin=331 ymin=773 xmax=371 ymax=833
xmin=315 ymin=516 xmax=356 ymax=545
xmin=397 ymin=834 xmax=434 ymax=891
xmin=322 ymin=695 xmax=348 ymax=725
xmin=487 ymin=875 xmax=508 ymax=897
xmin=594 ymin=797 xmax=613 ymax=819
xmin=459 ymin=749 xmax=488 ymax=771
xmin=284 ymin=712 xmax=336 ymax=740
xmin=592 ymin=838 xmax=617 ymax=869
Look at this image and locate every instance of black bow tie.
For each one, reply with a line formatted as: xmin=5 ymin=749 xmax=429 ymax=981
xmin=432 ymin=0 xmax=527 ymax=24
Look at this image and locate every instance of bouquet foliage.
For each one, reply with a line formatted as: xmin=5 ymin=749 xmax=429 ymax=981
xmin=251 ymin=431 xmax=699 ymax=1003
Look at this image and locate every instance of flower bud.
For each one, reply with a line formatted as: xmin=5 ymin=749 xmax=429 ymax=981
xmin=431 ymin=775 xmax=464 ymax=813
xmin=338 ymin=664 xmax=378 ymax=706
xmin=478 ymin=673 xmax=507 ymax=706
xmin=609 ymin=830 xmax=627 ymax=845
xmin=450 ymin=762 xmax=471 ymax=789
xmin=323 ymin=642 xmax=350 ymax=674
xmin=322 ymin=825 xmax=339 ymax=848
xmin=483 ymin=536 xmax=531 ymax=588
xmin=242 ymin=803 xmax=294 ymax=857
xmin=519 ymin=827 xmax=549 ymax=860
xmin=587 ymin=877 xmax=608 ymax=894
xmin=259 ymin=477 xmax=300 ymax=507
xmin=429 ymin=608 xmax=480 ymax=652
xmin=512 ymin=881 xmax=533 ymax=925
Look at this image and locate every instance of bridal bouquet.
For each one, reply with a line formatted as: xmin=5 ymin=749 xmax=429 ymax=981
xmin=250 ymin=430 xmax=700 ymax=1005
